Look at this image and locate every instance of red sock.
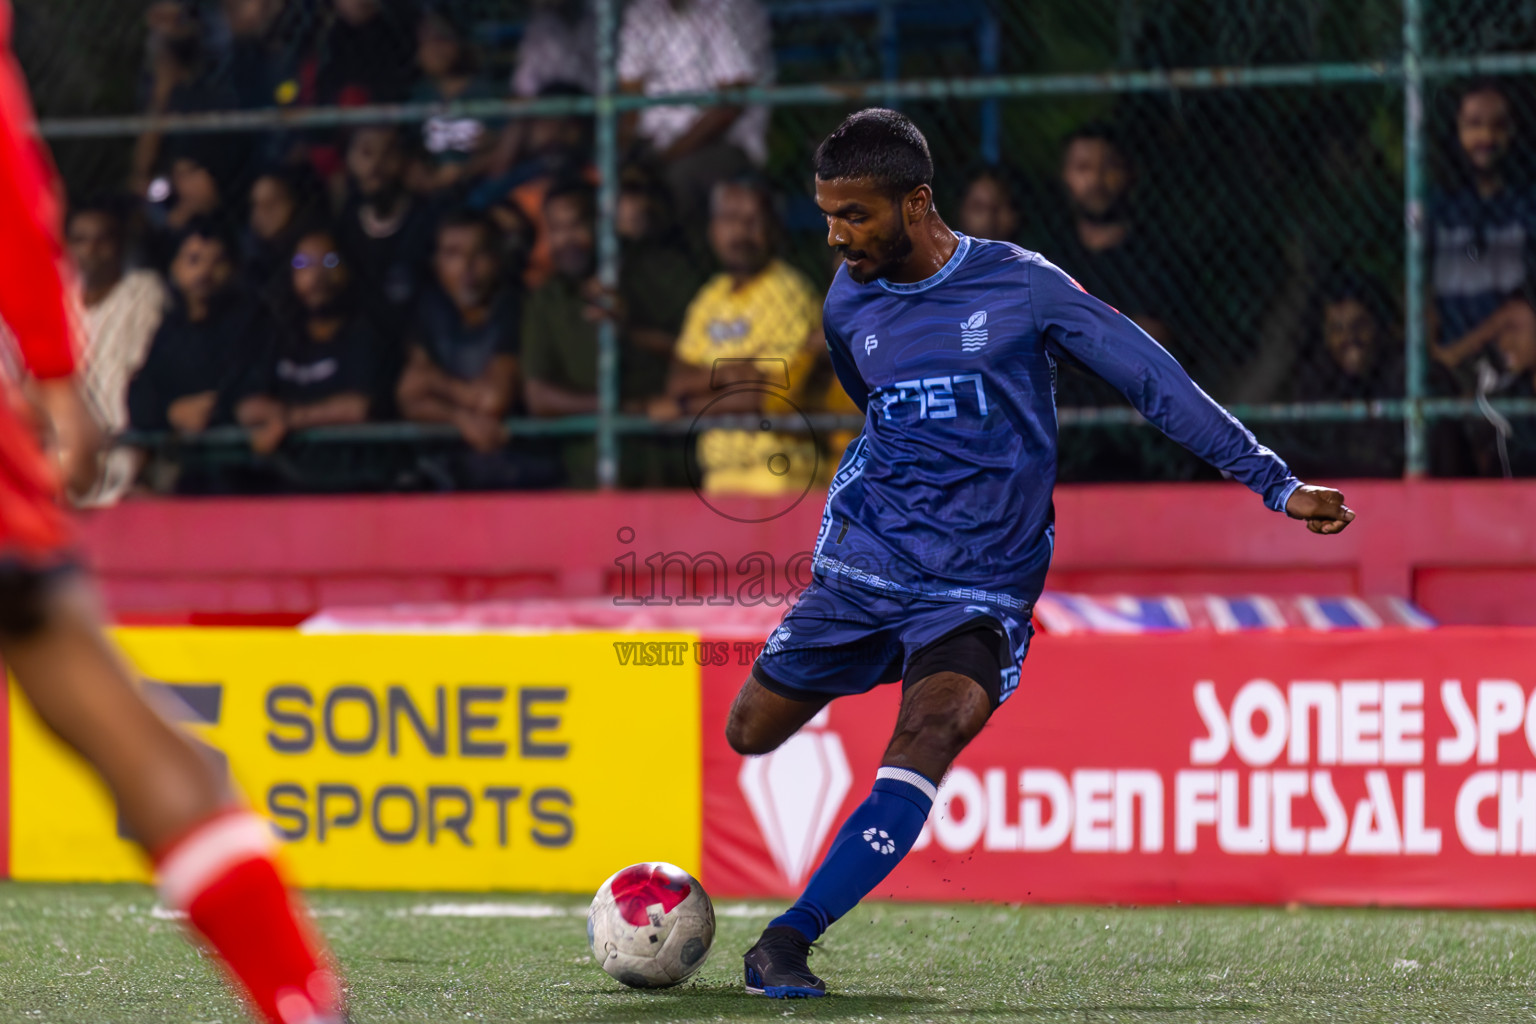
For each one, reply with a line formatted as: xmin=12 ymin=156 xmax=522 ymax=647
xmin=154 ymin=811 xmax=342 ymax=1024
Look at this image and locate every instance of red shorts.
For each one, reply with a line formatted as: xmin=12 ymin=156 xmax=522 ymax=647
xmin=0 ymin=387 xmax=70 ymax=564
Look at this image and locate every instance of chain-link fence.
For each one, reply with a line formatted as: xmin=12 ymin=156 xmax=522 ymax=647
xmin=14 ymin=0 xmax=1536 ymax=498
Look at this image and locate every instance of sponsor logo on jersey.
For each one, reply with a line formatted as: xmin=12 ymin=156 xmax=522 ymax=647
xmin=864 ymin=333 xmax=879 ymax=355
xmin=961 ymin=310 xmax=988 ymax=351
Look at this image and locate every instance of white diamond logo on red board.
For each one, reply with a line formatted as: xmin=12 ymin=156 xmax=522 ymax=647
xmin=738 ymin=708 xmax=853 ymax=886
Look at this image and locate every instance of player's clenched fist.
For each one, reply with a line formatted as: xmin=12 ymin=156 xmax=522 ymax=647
xmin=1285 ymin=484 xmax=1356 ymax=535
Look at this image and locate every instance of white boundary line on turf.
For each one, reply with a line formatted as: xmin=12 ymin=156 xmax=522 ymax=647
xmin=402 ymin=902 xmax=575 ymax=918
xmin=391 ymin=901 xmax=783 ymax=919
xmin=151 ymin=905 xmax=347 ymax=920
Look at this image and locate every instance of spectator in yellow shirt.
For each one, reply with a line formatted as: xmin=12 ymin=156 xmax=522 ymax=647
xmin=650 ymin=177 xmax=823 ymax=495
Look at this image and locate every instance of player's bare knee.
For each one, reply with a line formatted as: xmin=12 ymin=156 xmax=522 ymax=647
xmin=725 ymin=713 xmax=782 ymax=756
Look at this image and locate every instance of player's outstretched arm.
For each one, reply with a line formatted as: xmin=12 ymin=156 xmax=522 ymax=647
xmin=1030 ymin=255 xmax=1311 ymax=518
xmin=1284 ymin=483 xmax=1356 ymax=535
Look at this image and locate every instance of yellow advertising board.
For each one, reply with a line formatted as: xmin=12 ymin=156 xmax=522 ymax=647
xmin=9 ymin=630 xmax=702 ymax=891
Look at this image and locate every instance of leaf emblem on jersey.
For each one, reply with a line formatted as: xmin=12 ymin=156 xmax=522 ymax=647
xmin=962 ymin=310 xmax=988 ymax=331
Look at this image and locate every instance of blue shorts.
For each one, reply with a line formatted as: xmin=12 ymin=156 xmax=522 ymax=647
xmin=752 ymin=579 xmax=1033 ymax=708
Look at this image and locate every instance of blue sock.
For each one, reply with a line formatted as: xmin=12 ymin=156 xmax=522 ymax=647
xmin=770 ymin=767 xmax=935 ymax=942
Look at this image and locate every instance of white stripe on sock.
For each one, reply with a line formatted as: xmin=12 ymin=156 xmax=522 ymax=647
xmin=156 ymin=813 xmax=275 ymax=910
xmin=875 ymin=766 xmax=937 ymax=802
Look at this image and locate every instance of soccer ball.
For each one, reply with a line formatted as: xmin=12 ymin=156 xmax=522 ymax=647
xmin=587 ymin=862 xmax=715 ymax=988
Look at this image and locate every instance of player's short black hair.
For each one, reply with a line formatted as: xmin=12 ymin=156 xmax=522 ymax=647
xmin=543 ymin=176 xmax=597 ymax=221
xmin=813 ymin=108 xmax=933 ymax=197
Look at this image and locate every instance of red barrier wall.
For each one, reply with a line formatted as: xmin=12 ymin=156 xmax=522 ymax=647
xmin=701 ymin=628 xmax=1536 ymax=906
xmin=74 ymin=480 xmax=1536 ymax=625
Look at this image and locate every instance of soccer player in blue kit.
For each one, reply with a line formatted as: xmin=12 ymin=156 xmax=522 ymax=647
xmin=732 ymin=109 xmax=1357 ymax=998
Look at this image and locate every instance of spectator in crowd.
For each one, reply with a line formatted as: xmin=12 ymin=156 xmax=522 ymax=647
xmin=1428 ymin=284 xmax=1536 ymax=476
xmin=1048 ymin=124 xmax=1175 ymax=347
xmin=237 ymin=226 xmax=386 ymax=455
xmin=650 ymin=177 xmax=822 ymax=495
xmin=311 ymin=0 xmax=418 ymax=107
xmin=1275 ymin=273 xmax=1406 ymax=479
xmin=956 ymin=165 xmax=1021 ymax=243
xmin=398 ymin=210 xmax=521 ymax=455
xmin=127 ymin=219 xmax=273 ymax=447
xmin=290 ymin=0 xmax=419 ymax=182
xmin=65 ymin=200 xmax=171 ymax=504
xmin=512 ymin=0 xmax=596 ymax=99
xmin=143 ymin=141 xmax=237 ymax=271
xmin=1428 ymin=81 xmax=1536 ymax=377
xmin=1419 ymin=79 xmax=1536 ymax=475
xmin=1043 ymin=124 xmax=1217 ymax=482
xmin=477 ymin=84 xmax=596 ymax=288
xmin=522 ymin=179 xmax=699 ymax=485
xmin=1483 ymin=298 xmax=1536 ymax=475
xmin=410 ymin=6 xmax=499 ymax=194
xmin=244 ymin=165 xmax=324 ymax=306
xmin=615 ymin=162 xmax=685 ymax=249
xmin=337 ymin=125 xmax=437 ymax=328
xmin=618 ymin=0 xmax=773 ymax=224
xmin=221 ymin=0 xmax=310 ymax=111
xmin=132 ymin=2 xmax=239 ymax=195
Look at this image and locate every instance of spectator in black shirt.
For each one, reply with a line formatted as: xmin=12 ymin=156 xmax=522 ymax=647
xmin=1275 ymin=273 xmax=1406 ymax=479
xmin=238 ymin=227 xmax=386 ymax=454
xmin=398 ymin=210 xmax=520 ymax=453
xmin=1050 ymin=124 xmax=1174 ymax=347
xmin=312 ymin=0 xmax=419 ymax=106
xmin=143 ymin=141 xmax=234 ymax=272
xmin=337 ymin=125 xmax=437 ymax=327
xmin=1048 ymin=125 xmax=1212 ymax=483
xmin=128 ymin=220 xmax=272 ymax=440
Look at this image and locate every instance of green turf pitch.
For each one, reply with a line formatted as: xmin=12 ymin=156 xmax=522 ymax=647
xmin=1 ymin=885 xmax=1535 ymax=1023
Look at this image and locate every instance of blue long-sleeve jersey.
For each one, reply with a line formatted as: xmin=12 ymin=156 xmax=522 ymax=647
xmin=811 ymin=234 xmax=1300 ymax=614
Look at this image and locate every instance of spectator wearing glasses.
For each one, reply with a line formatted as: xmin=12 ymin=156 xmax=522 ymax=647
xmin=236 ymin=227 xmax=387 ymax=456
xmin=243 ymin=164 xmax=323 ymax=306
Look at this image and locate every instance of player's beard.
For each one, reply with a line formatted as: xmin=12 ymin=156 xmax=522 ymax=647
xmin=842 ymin=227 xmax=913 ymax=284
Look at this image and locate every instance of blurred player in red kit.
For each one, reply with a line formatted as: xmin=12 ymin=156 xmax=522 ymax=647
xmin=0 ymin=5 xmax=345 ymax=1022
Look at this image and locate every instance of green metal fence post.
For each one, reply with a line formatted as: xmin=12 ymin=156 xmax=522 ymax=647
xmin=1403 ymin=0 xmax=1428 ymax=477
xmin=594 ymin=0 xmax=620 ymax=489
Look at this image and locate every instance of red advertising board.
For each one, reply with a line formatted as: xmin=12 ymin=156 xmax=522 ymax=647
xmin=701 ymin=628 xmax=1536 ymax=906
